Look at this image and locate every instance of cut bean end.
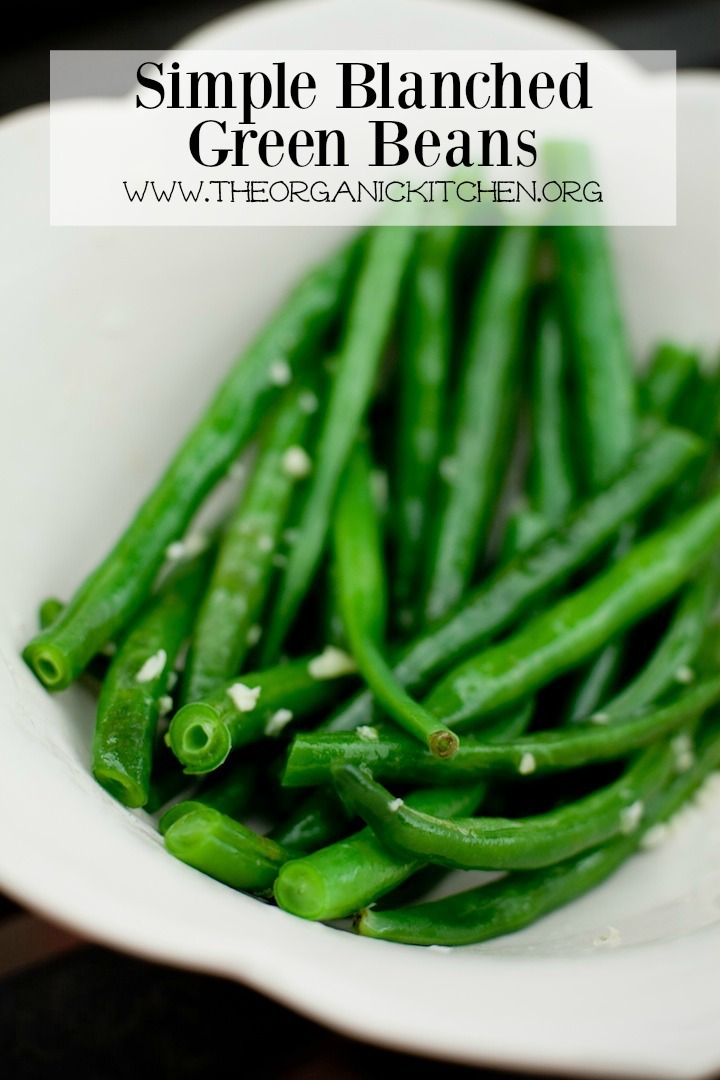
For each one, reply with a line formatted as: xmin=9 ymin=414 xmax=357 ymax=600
xmin=23 ymin=642 xmax=72 ymax=691
xmin=274 ymin=862 xmax=328 ymax=920
xmin=168 ymin=704 xmax=231 ymax=774
xmin=93 ymin=766 xmax=146 ymax=809
xmin=428 ymin=729 xmax=460 ymax=759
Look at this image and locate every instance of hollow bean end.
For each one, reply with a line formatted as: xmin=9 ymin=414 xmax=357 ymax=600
xmin=168 ymin=703 xmax=231 ymax=775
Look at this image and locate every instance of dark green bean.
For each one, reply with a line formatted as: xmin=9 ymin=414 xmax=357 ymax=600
xmin=92 ymin=552 xmax=212 ymax=808
xmin=268 ymin=789 xmax=352 ymax=852
xmin=597 ymin=558 xmax=720 ymax=721
xmin=424 ymin=491 xmax=720 ymax=730
xmin=23 ymin=240 xmax=356 ymax=691
xmin=182 ymin=384 xmax=316 ymax=704
xmin=394 ymin=226 xmax=460 ymax=633
xmin=527 ymin=296 xmax=575 ymax=527
xmin=333 ymin=742 xmax=674 ymax=871
xmin=334 ymin=444 xmax=458 ymax=758
xmin=158 ymin=761 xmax=256 ymax=834
xmin=282 ymin=676 xmax=720 ymax=787
xmin=357 ymin=719 xmax=720 ymax=945
xmin=260 ymin=227 xmax=416 ymax=664
xmin=548 ymin=151 xmax=636 ymax=490
xmin=325 ymin=427 xmax=701 ymax=733
xmin=424 ymin=227 xmax=536 ymax=623
xmin=640 ymin=343 xmax=700 ymax=422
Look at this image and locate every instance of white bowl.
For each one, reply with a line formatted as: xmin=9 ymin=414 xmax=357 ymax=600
xmin=1 ymin=2 xmax=720 ymax=1076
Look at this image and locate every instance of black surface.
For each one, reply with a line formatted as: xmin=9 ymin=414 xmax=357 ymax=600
xmin=2 ymin=2 xmax=718 ymax=1077
xmin=0 ymin=945 xmax=568 ymax=1080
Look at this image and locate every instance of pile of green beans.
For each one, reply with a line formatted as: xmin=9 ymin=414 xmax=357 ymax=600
xmin=24 ymin=223 xmax=720 ymax=949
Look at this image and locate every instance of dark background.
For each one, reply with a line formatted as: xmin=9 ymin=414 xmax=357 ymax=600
xmin=1 ymin=1 xmax=719 ymax=1077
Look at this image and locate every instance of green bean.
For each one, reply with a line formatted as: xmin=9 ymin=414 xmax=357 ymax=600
xmin=260 ymin=227 xmax=416 ymax=664
xmin=564 ymin=632 xmax=627 ymax=724
xmin=274 ymin=783 xmax=485 ymax=921
xmin=640 ymin=343 xmax=700 ymax=422
xmin=333 ymin=742 xmax=674 ymax=872
xmin=393 ymin=226 xmax=460 ymax=633
xmin=424 ymin=227 xmax=536 ymax=623
xmin=598 ymin=559 xmax=720 ymax=720
xmin=158 ymin=761 xmax=256 ymax=834
xmin=268 ymin=789 xmax=351 ymax=852
xmin=357 ymin=719 xmax=720 ymax=945
xmin=168 ymin=654 xmax=355 ymax=775
xmin=325 ymin=427 xmax=701 ymax=733
xmin=22 ymin=241 xmax=356 ymax=691
xmin=164 ymin=806 xmax=292 ymax=895
xmin=334 ymin=444 xmax=458 ymax=758
xmin=38 ymin=598 xmax=110 ymax=685
xmin=548 ymin=148 xmax=636 ymax=490
xmin=182 ymin=385 xmax=317 ymax=704
xmin=565 ymin=341 xmax=700 ymax=724
xmin=92 ymin=552 xmax=212 ymax=808
xmin=273 ymin=703 xmax=532 ymax=919
xmin=527 ymin=296 xmax=575 ymax=527
xmin=282 ymin=676 xmax=720 ymax=787
xmin=500 ymin=506 xmax=550 ymax=561
xmin=424 ymin=491 xmax=720 ymax=730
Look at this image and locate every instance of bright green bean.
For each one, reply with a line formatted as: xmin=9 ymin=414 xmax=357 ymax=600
xmin=274 ymin=783 xmax=485 ymax=921
xmin=164 ymin=806 xmax=292 ymax=894
xmin=273 ymin=703 xmax=533 ymax=919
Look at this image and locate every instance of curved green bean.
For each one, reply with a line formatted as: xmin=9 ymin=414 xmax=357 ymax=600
xmin=357 ymin=719 xmax=720 ymax=945
xmin=334 ymin=444 xmax=458 ymax=758
xmin=333 ymin=743 xmax=674 ymax=871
